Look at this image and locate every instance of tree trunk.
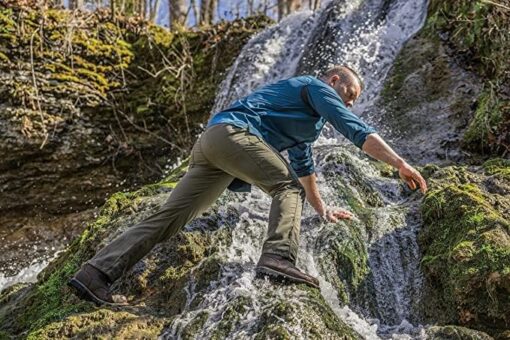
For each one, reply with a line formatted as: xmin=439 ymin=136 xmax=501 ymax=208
xmin=199 ymin=0 xmax=216 ymax=26
xmin=69 ymin=0 xmax=83 ymax=9
xmin=277 ymin=0 xmax=284 ymax=21
xmin=208 ymin=0 xmax=216 ymax=23
xmin=149 ymin=0 xmax=160 ymax=22
xmin=169 ymin=0 xmax=186 ymax=28
xmin=277 ymin=0 xmax=301 ymax=19
xmin=247 ymin=0 xmax=254 ymax=15
xmin=110 ymin=0 xmax=115 ymax=20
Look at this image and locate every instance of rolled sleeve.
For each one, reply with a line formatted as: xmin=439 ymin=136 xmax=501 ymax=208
xmin=287 ymin=142 xmax=315 ymax=177
xmin=305 ymin=84 xmax=377 ymax=148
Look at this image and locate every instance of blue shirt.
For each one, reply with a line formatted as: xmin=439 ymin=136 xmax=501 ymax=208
xmin=207 ymin=75 xmax=376 ymax=177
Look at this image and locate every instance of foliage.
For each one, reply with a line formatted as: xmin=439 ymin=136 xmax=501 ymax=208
xmin=426 ymin=0 xmax=510 ymax=155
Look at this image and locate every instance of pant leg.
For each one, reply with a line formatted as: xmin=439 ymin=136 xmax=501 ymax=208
xmin=201 ymin=124 xmax=306 ymax=263
xmin=88 ymin=139 xmax=233 ymax=281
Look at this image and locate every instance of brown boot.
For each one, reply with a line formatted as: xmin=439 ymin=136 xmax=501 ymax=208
xmin=255 ymin=253 xmax=320 ymax=289
xmin=68 ymin=263 xmax=127 ymax=306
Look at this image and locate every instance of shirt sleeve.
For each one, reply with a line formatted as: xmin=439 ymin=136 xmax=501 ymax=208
xmin=304 ymin=83 xmax=377 ymax=148
xmin=287 ymin=142 xmax=315 ymax=177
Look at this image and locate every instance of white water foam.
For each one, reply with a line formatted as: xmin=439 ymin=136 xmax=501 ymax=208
xmin=162 ymin=0 xmax=430 ymax=338
xmin=0 ymin=252 xmax=61 ymax=292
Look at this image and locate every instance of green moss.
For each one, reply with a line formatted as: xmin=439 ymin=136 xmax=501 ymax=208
xmin=380 ymin=33 xmax=450 ymax=116
xmin=425 ymin=0 xmax=510 ymax=155
xmin=0 ymin=159 xmax=191 ymax=335
xmin=317 ymin=221 xmax=370 ymax=306
xmin=210 ymin=296 xmax=250 ymax=339
xmin=463 ymin=82 xmax=508 ymax=154
xmin=419 ymin=165 xmax=510 ymax=334
xmin=482 ymin=158 xmax=510 ymax=178
xmin=426 ymin=0 xmax=509 ymax=81
xmin=254 ymin=286 xmax=361 ymax=339
xmin=381 ymin=0 xmax=509 ymax=155
xmin=26 ymin=309 xmax=165 ymax=339
xmin=181 ymin=311 xmax=209 ymax=339
xmin=426 ymin=325 xmax=493 ymax=340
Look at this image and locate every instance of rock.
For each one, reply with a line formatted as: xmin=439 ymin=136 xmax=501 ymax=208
xmin=426 ymin=325 xmax=493 ymax=340
xmin=418 ymin=159 xmax=510 ymax=336
xmin=0 ymin=4 xmax=271 ymax=276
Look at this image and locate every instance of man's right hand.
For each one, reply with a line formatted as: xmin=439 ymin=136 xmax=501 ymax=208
xmin=398 ymin=162 xmax=427 ymax=193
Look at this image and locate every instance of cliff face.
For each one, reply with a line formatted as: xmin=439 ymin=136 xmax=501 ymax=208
xmin=379 ymin=0 xmax=509 ymax=337
xmin=0 ymin=4 xmax=271 ymax=275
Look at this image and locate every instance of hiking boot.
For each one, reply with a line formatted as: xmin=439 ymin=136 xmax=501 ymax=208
xmin=68 ymin=263 xmax=127 ymax=306
xmin=255 ymin=253 xmax=320 ymax=289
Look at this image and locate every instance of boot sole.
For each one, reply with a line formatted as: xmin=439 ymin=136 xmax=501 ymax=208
xmin=255 ymin=266 xmax=320 ymax=289
xmin=67 ymin=278 xmax=127 ymax=307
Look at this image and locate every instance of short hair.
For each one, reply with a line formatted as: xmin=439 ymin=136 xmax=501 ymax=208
xmin=321 ymin=65 xmax=365 ymax=91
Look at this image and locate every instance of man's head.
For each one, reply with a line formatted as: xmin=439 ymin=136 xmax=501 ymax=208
xmin=319 ymin=65 xmax=363 ymax=108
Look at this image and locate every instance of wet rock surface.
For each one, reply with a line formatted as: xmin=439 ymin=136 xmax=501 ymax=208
xmin=1 ymin=0 xmax=509 ymax=338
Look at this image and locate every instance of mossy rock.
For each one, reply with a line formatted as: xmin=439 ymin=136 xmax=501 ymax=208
xmin=379 ymin=0 xmax=509 ymax=160
xmin=253 ymin=285 xmax=361 ymax=339
xmin=26 ymin=309 xmax=166 ymax=339
xmin=0 ymin=3 xmax=271 ymax=279
xmin=0 ymin=159 xmax=238 ymax=337
xmin=425 ymin=0 xmax=509 ymax=155
xmin=419 ymin=162 xmax=510 ymax=335
xmin=426 ymin=325 xmax=493 ymax=340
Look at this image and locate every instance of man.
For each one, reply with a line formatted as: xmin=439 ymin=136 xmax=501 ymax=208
xmin=69 ymin=65 xmax=428 ymax=305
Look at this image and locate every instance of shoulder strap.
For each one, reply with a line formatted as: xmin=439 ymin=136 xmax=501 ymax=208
xmin=300 ymin=85 xmax=319 ymax=116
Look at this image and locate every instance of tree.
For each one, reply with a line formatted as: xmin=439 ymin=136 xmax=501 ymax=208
xmin=68 ymin=0 xmax=83 ymax=9
xmin=277 ymin=0 xmax=301 ymax=21
xmin=148 ymin=0 xmax=160 ymax=22
xmin=169 ymin=0 xmax=187 ymax=28
xmin=199 ymin=0 xmax=216 ymax=26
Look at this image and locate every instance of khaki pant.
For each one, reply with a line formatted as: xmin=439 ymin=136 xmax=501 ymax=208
xmin=89 ymin=124 xmax=306 ymax=281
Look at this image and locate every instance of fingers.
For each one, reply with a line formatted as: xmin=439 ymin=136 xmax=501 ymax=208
xmin=326 ymin=209 xmax=353 ymax=222
xmin=414 ymin=172 xmax=428 ymax=193
xmin=408 ymin=172 xmax=427 ymax=193
xmin=407 ymin=178 xmax=417 ymax=190
xmin=401 ymin=166 xmax=428 ymax=194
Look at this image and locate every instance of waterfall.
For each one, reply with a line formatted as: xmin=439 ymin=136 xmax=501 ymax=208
xmin=163 ymin=0 xmax=429 ymax=339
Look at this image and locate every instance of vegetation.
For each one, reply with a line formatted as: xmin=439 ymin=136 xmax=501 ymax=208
xmin=419 ymin=161 xmax=510 ymax=336
xmin=426 ymin=0 xmax=509 ymax=155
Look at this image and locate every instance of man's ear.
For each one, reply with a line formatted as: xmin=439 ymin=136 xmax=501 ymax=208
xmin=329 ymin=74 xmax=340 ymax=86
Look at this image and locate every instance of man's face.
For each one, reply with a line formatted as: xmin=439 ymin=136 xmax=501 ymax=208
xmin=326 ymin=74 xmax=361 ymax=108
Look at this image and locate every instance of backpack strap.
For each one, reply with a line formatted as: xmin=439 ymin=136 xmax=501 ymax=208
xmin=300 ymin=85 xmax=319 ymax=116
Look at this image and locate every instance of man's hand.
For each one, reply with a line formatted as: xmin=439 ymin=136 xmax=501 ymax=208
xmin=362 ymin=134 xmax=428 ymax=194
xmin=324 ymin=207 xmax=354 ymax=222
xmin=398 ymin=162 xmax=428 ymax=193
xmin=298 ymin=174 xmax=355 ymax=222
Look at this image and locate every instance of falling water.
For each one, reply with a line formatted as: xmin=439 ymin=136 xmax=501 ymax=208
xmin=1 ymin=0 xmax=431 ymax=338
xmin=163 ymin=0 xmax=429 ymax=339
